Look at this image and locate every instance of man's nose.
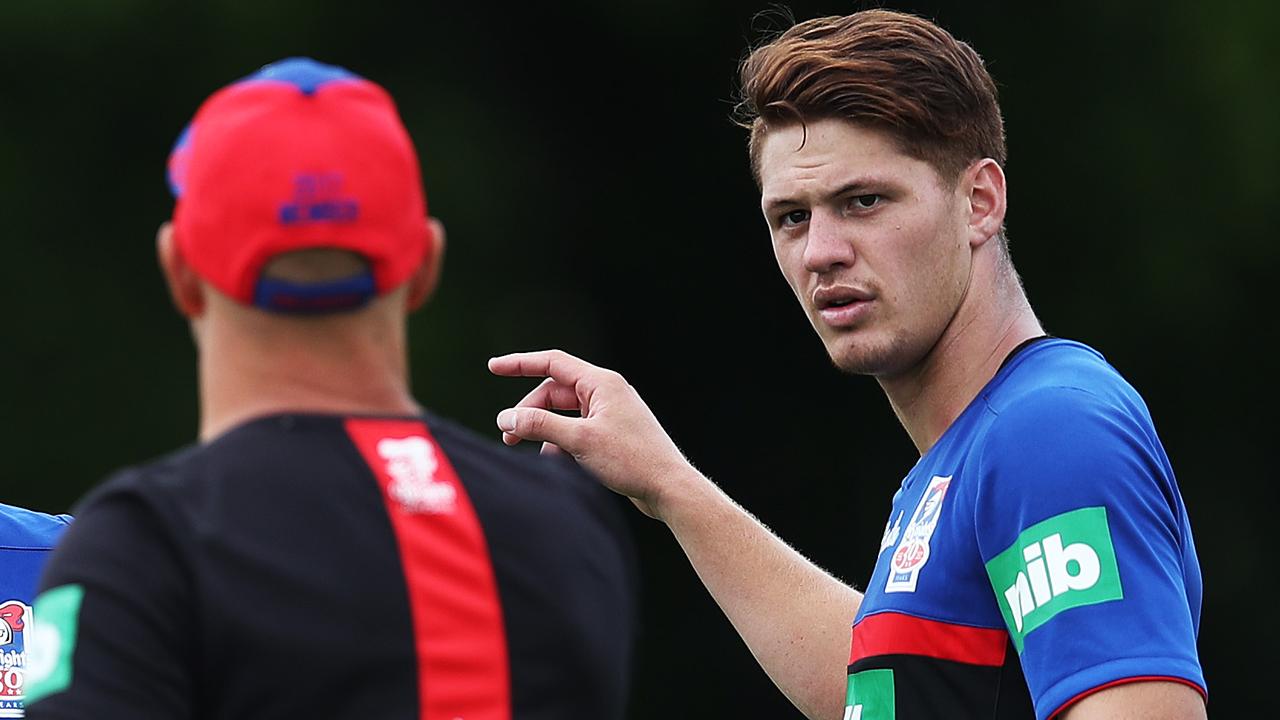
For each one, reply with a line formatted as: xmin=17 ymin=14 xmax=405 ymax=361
xmin=802 ymin=210 xmax=856 ymax=274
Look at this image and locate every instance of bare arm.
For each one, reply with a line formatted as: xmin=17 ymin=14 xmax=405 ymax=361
xmin=657 ymin=464 xmax=862 ymax=720
xmin=490 ymin=350 xmax=860 ymax=720
xmin=1059 ymin=681 xmax=1206 ymax=720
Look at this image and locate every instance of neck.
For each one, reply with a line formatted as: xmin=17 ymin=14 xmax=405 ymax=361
xmin=195 ymin=304 xmax=420 ymax=442
xmin=879 ymin=262 xmax=1042 ymax=455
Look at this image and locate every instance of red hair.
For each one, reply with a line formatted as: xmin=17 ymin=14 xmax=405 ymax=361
xmin=737 ymin=9 xmax=1005 ymax=185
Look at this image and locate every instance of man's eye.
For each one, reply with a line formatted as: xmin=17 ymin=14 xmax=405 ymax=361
xmin=780 ymin=209 xmax=810 ymax=227
xmin=850 ymin=194 xmax=881 ymax=210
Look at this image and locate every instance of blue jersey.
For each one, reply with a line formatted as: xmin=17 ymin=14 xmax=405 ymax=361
xmin=846 ymin=339 xmax=1203 ymax=720
xmin=0 ymin=504 xmax=71 ymax=718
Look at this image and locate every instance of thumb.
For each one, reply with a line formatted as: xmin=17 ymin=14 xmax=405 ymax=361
xmin=496 ymin=407 xmax=580 ymax=449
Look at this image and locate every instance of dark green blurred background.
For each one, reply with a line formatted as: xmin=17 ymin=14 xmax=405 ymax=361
xmin=3 ymin=1 xmax=1273 ymax=716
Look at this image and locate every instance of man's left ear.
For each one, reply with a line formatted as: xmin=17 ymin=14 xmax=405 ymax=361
xmin=157 ymin=221 xmax=207 ymax=318
xmin=407 ymin=217 xmax=446 ymax=311
xmin=964 ymin=159 xmax=1007 ymax=248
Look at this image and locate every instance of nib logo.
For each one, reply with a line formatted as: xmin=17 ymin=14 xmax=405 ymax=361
xmin=844 ymin=669 xmax=894 ymax=720
xmin=986 ymin=507 xmax=1123 ymax=652
xmin=1003 ymin=533 xmax=1102 ymax=632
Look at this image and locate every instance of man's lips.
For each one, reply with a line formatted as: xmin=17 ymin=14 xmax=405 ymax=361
xmin=813 ymin=286 xmax=874 ymax=327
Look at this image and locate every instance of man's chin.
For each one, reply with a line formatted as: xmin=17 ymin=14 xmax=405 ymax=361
xmin=825 ymin=338 xmax=902 ymax=377
xmin=830 ymin=355 xmax=883 ymax=376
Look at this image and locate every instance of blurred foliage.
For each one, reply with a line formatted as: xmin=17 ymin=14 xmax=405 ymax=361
xmin=1 ymin=1 xmax=1272 ymax=716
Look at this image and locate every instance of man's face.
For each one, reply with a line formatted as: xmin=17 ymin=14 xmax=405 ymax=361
xmin=758 ymin=119 xmax=973 ymax=377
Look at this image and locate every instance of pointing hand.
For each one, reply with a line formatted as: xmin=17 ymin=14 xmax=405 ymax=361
xmin=489 ymin=350 xmax=694 ymax=520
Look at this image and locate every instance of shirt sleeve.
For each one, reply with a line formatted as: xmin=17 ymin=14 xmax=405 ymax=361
xmin=972 ymin=385 xmax=1204 ymax=719
xmin=24 ymin=485 xmax=194 ymax=720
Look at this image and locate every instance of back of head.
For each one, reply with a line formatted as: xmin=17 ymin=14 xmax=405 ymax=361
xmin=167 ymin=57 xmax=431 ymax=316
xmin=737 ymin=9 xmax=1005 ymax=187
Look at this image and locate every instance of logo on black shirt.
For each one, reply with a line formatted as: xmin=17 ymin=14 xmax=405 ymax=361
xmin=377 ymin=436 xmax=458 ymax=514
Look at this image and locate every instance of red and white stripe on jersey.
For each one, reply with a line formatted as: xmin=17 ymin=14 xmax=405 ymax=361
xmin=346 ymin=418 xmax=511 ymax=720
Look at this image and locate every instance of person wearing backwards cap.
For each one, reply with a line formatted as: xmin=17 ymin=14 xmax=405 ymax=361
xmin=24 ymin=58 xmax=637 ymax=720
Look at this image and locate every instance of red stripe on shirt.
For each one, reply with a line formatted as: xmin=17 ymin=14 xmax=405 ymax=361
xmin=849 ymin=612 xmax=1007 ymax=667
xmin=1050 ymin=675 xmax=1207 ymax=718
xmin=346 ymin=419 xmax=510 ymax=720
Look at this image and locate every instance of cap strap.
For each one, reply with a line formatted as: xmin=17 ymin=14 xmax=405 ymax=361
xmin=252 ymin=271 xmax=377 ymax=314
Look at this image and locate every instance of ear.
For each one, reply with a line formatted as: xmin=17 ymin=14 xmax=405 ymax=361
xmin=406 ymin=217 xmax=446 ymax=311
xmin=156 ymin=222 xmax=207 ymax=318
xmin=963 ymin=159 xmax=1007 ymax=248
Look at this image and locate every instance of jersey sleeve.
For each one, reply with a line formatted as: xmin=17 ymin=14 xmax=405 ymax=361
xmin=972 ymin=386 xmax=1204 ymax=719
xmin=24 ymin=485 xmax=194 ymax=720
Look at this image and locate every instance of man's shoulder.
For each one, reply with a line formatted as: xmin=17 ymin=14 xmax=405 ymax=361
xmin=0 ymin=503 xmax=72 ymax=550
xmin=73 ymin=441 xmax=205 ymax=512
xmin=75 ymin=411 xmax=620 ymax=529
xmin=966 ymin=339 xmax=1174 ymax=500
xmin=83 ymin=413 xmax=382 ymax=503
xmin=982 ymin=338 xmax=1150 ymax=428
xmin=83 ymin=410 xmax=602 ymax=495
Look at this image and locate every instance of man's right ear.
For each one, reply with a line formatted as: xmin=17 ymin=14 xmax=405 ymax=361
xmin=156 ymin=222 xmax=207 ymax=318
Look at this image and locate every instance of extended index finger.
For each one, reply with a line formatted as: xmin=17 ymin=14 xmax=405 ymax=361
xmin=487 ymin=350 xmax=600 ymax=387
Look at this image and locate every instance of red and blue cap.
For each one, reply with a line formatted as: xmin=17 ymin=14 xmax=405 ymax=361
xmin=167 ymin=57 xmax=430 ymax=313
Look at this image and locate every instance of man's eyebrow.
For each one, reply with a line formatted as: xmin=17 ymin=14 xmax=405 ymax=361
xmin=762 ymin=179 xmax=880 ymax=213
xmin=761 ymin=196 xmax=799 ymax=213
xmin=828 ymin=180 xmax=877 ymax=199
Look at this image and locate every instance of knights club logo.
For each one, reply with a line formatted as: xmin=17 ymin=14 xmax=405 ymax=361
xmin=377 ymin=436 xmax=457 ymax=514
xmin=0 ymin=600 xmax=33 ymax=718
xmin=886 ymin=475 xmax=951 ymax=594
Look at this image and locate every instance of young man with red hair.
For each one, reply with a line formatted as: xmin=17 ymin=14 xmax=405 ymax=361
xmin=491 ymin=10 xmax=1204 ymax=720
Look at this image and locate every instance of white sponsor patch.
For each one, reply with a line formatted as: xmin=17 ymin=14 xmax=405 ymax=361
xmin=878 ymin=511 xmax=903 ymax=556
xmin=377 ymin=436 xmax=457 ymax=514
xmin=0 ymin=600 xmax=32 ymax=717
xmin=885 ymin=475 xmax=951 ymax=593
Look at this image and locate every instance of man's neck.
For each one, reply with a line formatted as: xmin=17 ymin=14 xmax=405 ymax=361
xmin=879 ymin=270 xmax=1042 ymax=456
xmin=195 ymin=309 xmax=421 ymax=442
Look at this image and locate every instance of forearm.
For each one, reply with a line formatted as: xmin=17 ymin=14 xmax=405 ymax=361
xmin=659 ymin=466 xmax=862 ymax=720
xmin=488 ymin=353 xmax=863 ymax=718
